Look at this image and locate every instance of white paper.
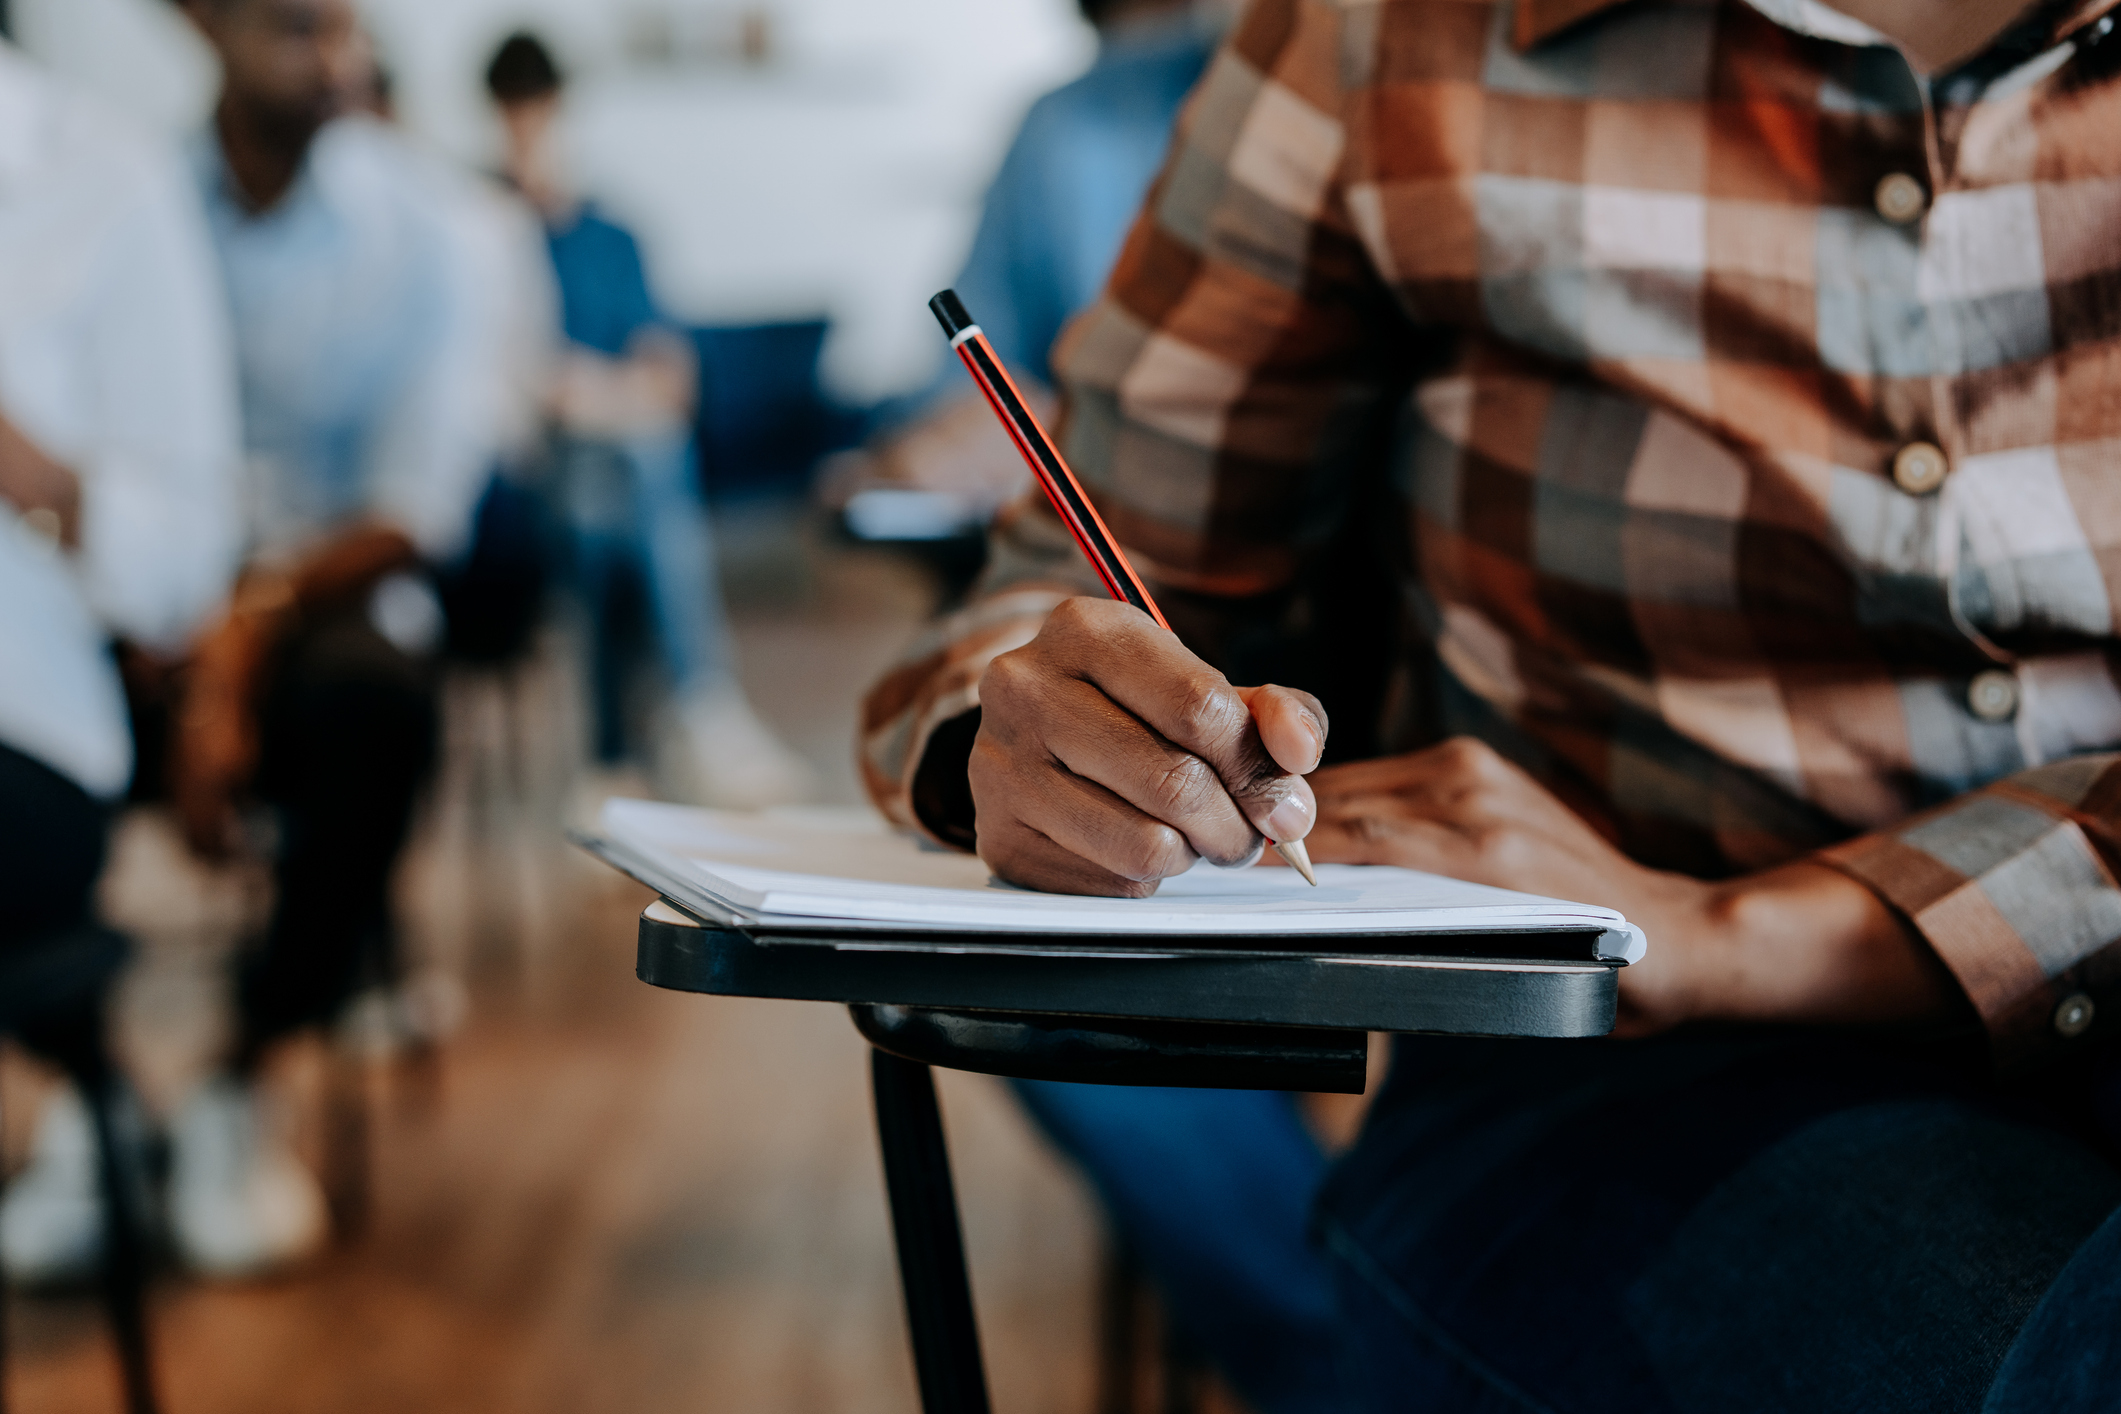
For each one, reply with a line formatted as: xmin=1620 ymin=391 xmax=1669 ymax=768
xmin=596 ymin=800 xmax=1645 ymax=958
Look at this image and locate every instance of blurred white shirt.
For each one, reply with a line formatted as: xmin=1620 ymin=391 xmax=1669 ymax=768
xmin=192 ymin=116 xmax=496 ymax=564
xmin=401 ymin=148 xmax=560 ymax=470
xmin=0 ymin=43 xmax=242 ymax=797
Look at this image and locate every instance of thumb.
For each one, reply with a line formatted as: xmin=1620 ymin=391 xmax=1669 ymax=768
xmin=1236 ymin=684 xmax=1327 ymax=776
xmin=1228 ymin=684 xmax=1328 ymax=844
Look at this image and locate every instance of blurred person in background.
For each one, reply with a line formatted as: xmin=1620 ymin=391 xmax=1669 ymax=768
xmin=823 ymin=0 xmax=1225 ymax=526
xmin=0 ymin=40 xmax=243 ymax=1285
xmin=160 ymin=0 xmax=499 ymax=1276
xmin=486 ymin=31 xmax=812 ymax=809
xmin=361 ymin=55 xmax=565 ymax=673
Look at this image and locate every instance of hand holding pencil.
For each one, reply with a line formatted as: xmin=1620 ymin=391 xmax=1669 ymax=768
xmin=931 ymin=290 xmax=1323 ymax=894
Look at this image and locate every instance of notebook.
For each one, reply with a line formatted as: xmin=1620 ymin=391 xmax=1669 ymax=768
xmin=581 ymin=799 xmax=1646 ymax=964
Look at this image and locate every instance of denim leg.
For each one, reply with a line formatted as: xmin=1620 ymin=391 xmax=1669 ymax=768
xmin=1318 ymin=1034 xmax=2121 ymax=1414
xmin=560 ymin=439 xmax=645 ymax=762
xmin=622 ymin=432 xmax=734 ymax=698
xmin=1011 ymin=1080 xmax=1353 ymax=1414
xmin=1984 ymin=1200 xmax=2121 ymax=1413
xmin=241 ymin=610 xmax=438 ymax=1063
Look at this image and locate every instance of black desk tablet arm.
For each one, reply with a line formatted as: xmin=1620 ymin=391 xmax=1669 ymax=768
xmin=635 ymin=901 xmax=1628 ymax=1414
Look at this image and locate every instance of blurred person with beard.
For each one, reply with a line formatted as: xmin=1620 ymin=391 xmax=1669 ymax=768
xmin=485 ymin=32 xmax=812 ymax=808
xmin=0 ymin=39 xmax=243 ymax=1288
xmin=161 ymin=0 xmax=498 ymax=1276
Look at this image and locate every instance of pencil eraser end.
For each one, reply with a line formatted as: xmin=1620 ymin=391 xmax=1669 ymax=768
xmin=929 ymin=289 xmax=975 ymax=338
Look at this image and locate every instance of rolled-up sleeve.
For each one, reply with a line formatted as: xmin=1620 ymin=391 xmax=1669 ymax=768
xmin=858 ymin=505 xmax=1095 ymax=835
xmin=860 ymin=0 xmax=1402 ymax=839
xmin=1822 ymin=756 xmax=2121 ymax=1068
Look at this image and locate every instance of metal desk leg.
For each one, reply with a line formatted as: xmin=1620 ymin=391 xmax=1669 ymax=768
xmin=870 ymin=1049 xmax=992 ymax=1414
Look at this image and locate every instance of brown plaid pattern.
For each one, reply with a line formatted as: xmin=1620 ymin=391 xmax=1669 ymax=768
xmin=861 ymin=0 xmax=2121 ymax=1065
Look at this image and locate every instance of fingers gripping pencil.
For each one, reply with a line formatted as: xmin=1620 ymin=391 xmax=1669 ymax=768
xmin=928 ymin=289 xmax=1316 ymax=885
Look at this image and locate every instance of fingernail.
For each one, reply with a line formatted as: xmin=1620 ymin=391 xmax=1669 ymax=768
xmin=1298 ymin=711 xmax=1323 ymax=769
xmin=1263 ymin=790 xmax=1312 ymax=844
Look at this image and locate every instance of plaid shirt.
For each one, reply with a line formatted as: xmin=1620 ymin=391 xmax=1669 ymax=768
xmin=861 ymin=0 xmax=2121 ymax=1068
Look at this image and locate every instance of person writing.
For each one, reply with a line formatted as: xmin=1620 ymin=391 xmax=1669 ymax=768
xmin=865 ymin=0 xmax=2121 ymax=1404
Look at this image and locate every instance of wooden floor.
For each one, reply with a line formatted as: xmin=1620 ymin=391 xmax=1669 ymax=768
xmin=3 ymin=519 xmax=1107 ymax=1413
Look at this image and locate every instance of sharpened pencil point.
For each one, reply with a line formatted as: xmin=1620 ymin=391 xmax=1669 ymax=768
xmin=1273 ymin=838 xmax=1318 ymax=885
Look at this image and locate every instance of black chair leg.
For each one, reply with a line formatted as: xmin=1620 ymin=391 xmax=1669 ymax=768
xmin=80 ymin=1075 xmax=158 ymax=1414
xmin=1096 ymin=1242 xmax=1141 ymax=1414
xmin=1159 ymin=1324 xmax=1202 ymax=1414
xmin=870 ymin=1048 xmax=991 ymax=1414
xmin=2 ymin=1161 xmax=10 ymax=1414
xmin=323 ymin=1050 xmax=371 ymax=1243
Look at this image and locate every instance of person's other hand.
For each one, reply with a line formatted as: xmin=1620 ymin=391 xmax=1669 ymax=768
xmin=1305 ymin=738 xmax=1963 ymax=1035
xmin=173 ymin=611 xmax=275 ymax=860
xmin=971 ymin=597 xmax=1327 ymax=896
xmin=549 ymin=333 xmax=694 ymax=438
xmin=0 ymin=411 xmax=81 ymax=547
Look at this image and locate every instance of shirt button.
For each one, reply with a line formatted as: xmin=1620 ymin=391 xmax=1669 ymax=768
xmin=1892 ymin=441 xmax=1949 ymax=495
xmin=1875 ymin=172 xmax=1929 ymax=224
xmin=2054 ymin=992 xmax=2095 ymax=1039
xmin=1967 ymin=669 xmax=2020 ymax=722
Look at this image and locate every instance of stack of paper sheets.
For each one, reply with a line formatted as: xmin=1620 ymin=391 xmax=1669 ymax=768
xmin=589 ymin=800 xmax=1646 ymax=961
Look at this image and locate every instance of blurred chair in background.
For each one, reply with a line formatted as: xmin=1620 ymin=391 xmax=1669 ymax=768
xmin=821 ymin=0 xmax=1225 ymax=568
xmin=153 ymin=0 xmax=503 ymax=1278
xmin=0 ymin=36 xmax=243 ymax=1403
xmin=487 ymin=32 xmax=812 ymax=810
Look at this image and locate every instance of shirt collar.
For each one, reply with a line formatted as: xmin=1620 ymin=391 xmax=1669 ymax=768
xmin=193 ymin=119 xmax=335 ymax=226
xmin=1509 ymin=0 xmax=2116 ymax=51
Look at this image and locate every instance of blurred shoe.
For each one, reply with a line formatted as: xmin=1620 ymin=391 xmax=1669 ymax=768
xmin=334 ymin=969 xmax=470 ymax=1062
xmin=0 ymin=1085 xmax=102 ymax=1287
xmin=168 ymin=1076 xmax=327 ymax=1278
xmin=669 ymin=687 xmax=815 ymax=810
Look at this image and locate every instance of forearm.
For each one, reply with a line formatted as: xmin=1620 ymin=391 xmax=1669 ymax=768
xmin=1616 ymin=861 xmax=1972 ymax=1036
xmin=186 ymin=524 xmax=417 ymax=708
xmin=1305 ymin=741 xmax=1976 ymax=1036
xmin=282 ymin=522 xmax=421 ymax=613
xmin=0 ymin=413 xmax=82 ymax=548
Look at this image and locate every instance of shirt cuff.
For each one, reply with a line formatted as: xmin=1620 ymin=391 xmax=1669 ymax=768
xmin=857 ymin=588 xmax=1070 ymax=844
xmin=1819 ymin=756 xmax=2121 ymax=1069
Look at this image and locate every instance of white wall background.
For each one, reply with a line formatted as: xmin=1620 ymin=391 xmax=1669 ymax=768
xmin=14 ymin=0 xmax=1094 ymax=400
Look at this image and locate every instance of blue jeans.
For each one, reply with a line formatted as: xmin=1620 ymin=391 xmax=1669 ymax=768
xmin=562 ymin=432 xmax=735 ymax=759
xmin=1319 ymin=1033 xmax=2121 ymax=1413
xmin=1009 ymin=1080 xmax=1353 ymax=1414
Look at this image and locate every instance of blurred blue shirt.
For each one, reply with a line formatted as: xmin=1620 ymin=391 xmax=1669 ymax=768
xmin=193 ymin=117 xmax=493 ymax=562
xmin=947 ymin=13 xmax=1218 ymax=389
xmin=545 ymin=204 xmax=664 ymax=357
